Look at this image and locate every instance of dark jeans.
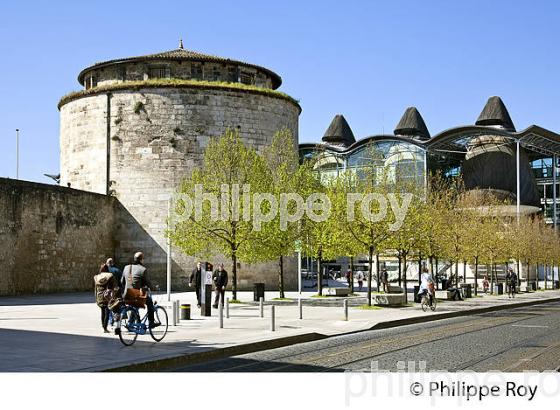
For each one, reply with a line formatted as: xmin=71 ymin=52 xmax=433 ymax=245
xmin=195 ymin=286 xmax=201 ymax=306
xmin=214 ymin=287 xmax=225 ymax=307
xmin=146 ymin=296 xmax=155 ymax=324
xmin=100 ymin=306 xmax=109 ymax=330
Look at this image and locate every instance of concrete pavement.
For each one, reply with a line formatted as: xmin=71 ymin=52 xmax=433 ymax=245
xmin=1 ymin=288 xmax=559 ymax=371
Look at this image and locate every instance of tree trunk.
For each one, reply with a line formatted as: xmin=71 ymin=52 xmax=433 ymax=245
xmin=435 ymin=258 xmax=439 ymax=289
xmin=489 ymin=262 xmax=494 ymax=294
xmin=368 ymin=246 xmax=374 ymax=306
xmin=398 ymin=255 xmax=402 ymax=287
xmin=429 ymin=257 xmax=434 ymax=286
xmin=376 ymin=253 xmax=380 ymax=293
xmin=463 ymin=260 xmax=467 ymax=285
xmin=474 ymin=256 xmax=479 ymax=296
xmin=418 ymin=254 xmax=422 ymax=285
xmin=455 ymin=260 xmax=459 ymax=287
xmin=492 ymin=263 xmax=497 ymax=292
xmin=350 ymin=256 xmax=355 ymax=294
xmin=526 ymin=261 xmax=530 ymax=288
xmin=278 ymin=255 xmax=285 ymax=299
xmin=544 ymin=263 xmax=547 ymax=290
xmin=232 ymin=252 xmax=238 ymax=301
xmin=403 ymin=254 xmax=408 ymax=303
xmin=317 ymin=253 xmax=323 ymax=296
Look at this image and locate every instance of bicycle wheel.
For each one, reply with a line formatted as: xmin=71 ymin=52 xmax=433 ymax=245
xmin=149 ymin=305 xmax=168 ymax=342
xmin=421 ymin=297 xmax=428 ymax=312
xmin=430 ymin=297 xmax=437 ymax=311
xmin=118 ymin=306 xmax=139 ymax=346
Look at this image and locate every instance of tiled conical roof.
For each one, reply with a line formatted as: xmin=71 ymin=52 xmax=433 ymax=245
xmin=77 ymin=46 xmax=282 ymax=89
xmin=394 ymin=107 xmax=430 ymax=140
xmin=475 ymin=96 xmax=516 ymax=131
xmin=322 ymin=115 xmax=356 ymax=146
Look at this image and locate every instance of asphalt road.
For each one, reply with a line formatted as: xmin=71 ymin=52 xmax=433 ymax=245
xmin=171 ymin=301 xmax=560 ymax=372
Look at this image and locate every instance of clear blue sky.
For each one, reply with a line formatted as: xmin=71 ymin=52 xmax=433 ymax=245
xmin=1 ymin=0 xmax=559 ymax=183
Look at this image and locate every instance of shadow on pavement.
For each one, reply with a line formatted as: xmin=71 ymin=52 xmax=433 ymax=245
xmin=0 ymin=292 xmax=93 ymax=306
xmin=0 ymin=327 xmax=226 ymax=372
xmin=172 ymin=356 xmax=341 ymax=372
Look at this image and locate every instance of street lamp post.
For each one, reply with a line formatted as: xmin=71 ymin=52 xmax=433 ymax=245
xmin=15 ymin=129 xmax=19 ymax=179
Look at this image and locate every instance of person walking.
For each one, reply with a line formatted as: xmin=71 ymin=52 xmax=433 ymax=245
xmin=123 ymin=252 xmax=158 ymax=328
xmin=507 ymin=268 xmax=518 ymax=298
xmin=356 ymin=270 xmax=364 ymax=291
xmin=189 ymin=261 xmax=203 ymax=308
xmin=345 ymin=269 xmax=352 ymax=288
xmin=94 ymin=264 xmax=118 ymax=333
xmin=212 ymin=263 xmax=228 ymax=308
xmin=482 ymin=275 xmax=490 ymax=294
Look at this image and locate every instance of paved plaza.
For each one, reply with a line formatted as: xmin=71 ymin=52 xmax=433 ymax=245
xmin=1 ymin=286 xmax=559 ymax=372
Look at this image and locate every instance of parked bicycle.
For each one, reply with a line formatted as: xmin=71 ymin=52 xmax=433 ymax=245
xmin=115 ymin=297 xmax=168 ymax=346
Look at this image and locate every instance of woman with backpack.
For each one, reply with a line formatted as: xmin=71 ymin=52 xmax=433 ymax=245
xmin=94 ymin=263 xmax=119 ymax=333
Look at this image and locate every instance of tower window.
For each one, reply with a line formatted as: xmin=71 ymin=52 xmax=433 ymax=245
xmin=239 ymin=72 xmax=254 ymax=85
xmin=212 ymin=67 xmax=221 ymax=81
xmin=85 ymin=75 xmax=97 ymax=90
xmin=191 ymin=64 xmax=203 ymax=80
xmin=227 ymin=66 xmax=238 ymax=82
xmin=149 ymin=66 xmax=171 ymax=79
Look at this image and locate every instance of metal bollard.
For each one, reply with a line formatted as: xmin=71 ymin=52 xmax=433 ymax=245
xmin=271 ymin=305 xmax=275 ymax=331
xmin=225 ymin=297 xmax=229 ymax=319
xmin=259 ymin=296 xmax=264 ymax=318
xmin=298 ymin=297 xmax=303 ymax=320
xmin=219 ymin=302 xmax=224 ymax=329
xmin=343 ymin=299 xmax=348 ymax=321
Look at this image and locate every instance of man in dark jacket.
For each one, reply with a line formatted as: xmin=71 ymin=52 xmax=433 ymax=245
xmin=123 ymin=251 xmax=157 ymax=328
xmin=212 ymin=263 xmax=228 ymax=308
xmin=189 ymin=261 xmax=203 ymax=308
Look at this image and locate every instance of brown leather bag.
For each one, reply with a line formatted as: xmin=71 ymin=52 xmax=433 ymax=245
xmin=124 ymin=266 xmax=147 ymax=308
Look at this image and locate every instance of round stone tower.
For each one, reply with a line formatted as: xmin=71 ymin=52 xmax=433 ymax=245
xmin=58 ymin=41 xmax=300 ymax=287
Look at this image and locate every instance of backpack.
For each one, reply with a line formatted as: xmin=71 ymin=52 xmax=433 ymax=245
xmin=94 ymin=272 xmax=113 ymax=287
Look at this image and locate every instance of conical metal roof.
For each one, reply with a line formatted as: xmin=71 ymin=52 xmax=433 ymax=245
xmin=322 ymin=114 xmax=356 ymax=146
xmin=394 ymin=107 xmax=430 ymax=140
xmin=475 ymin=96 xmax=516 ymax=131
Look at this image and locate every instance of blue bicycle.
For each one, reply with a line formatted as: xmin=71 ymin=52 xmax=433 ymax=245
xmin=115 ymin=298 xmax=168 ymax=346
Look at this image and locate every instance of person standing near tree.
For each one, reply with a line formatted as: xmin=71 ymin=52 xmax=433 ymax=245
xmin=356 ymin=270 xmax=365 ymax=291
xmin=212 ymin=263 xmax=228 ymax=308
xmin=189 ymin=261 xmax=203 ymax=308
xmin=507 ymin=268 xmax=518 ymax=298
xmin=381 ymin=267 xmax=389 ymax=293
xmin=345 ymin=269 xmax=352 ymax=288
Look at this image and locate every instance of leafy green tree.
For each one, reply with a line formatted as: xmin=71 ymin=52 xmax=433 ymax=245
xmin=334 ymin=147 xmax=401 ymax=306
xmin=169 ymin=129 xmax=272 ymax=300
xmin=257 ymin=129 xmax=317 ymax=298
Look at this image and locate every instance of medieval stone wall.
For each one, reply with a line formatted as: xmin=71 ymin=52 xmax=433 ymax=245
xmin=87 ymin=61 xmax=274 ymax=89
xmin=58 ymin=86 xmax=300 ymax=291
xmin=0 ymin=178 xmax=116 ymax=296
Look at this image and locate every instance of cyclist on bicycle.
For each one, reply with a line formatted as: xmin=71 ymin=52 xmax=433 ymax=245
xmin=123 ymin=252 xmax=159 ymax=329
xmin=418 ymin=267 xmax=434 ymax=306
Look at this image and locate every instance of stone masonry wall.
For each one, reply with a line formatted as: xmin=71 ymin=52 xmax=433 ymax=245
xmin=59 ymin=86 xmax=300 ymax=291
xmin=88 ymin=61 xmax=274 ymax=89
xmin=0 ymin=178 xmax=116 ymax=296
xmin=60 ymin=94 xmax=108 ymax=194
